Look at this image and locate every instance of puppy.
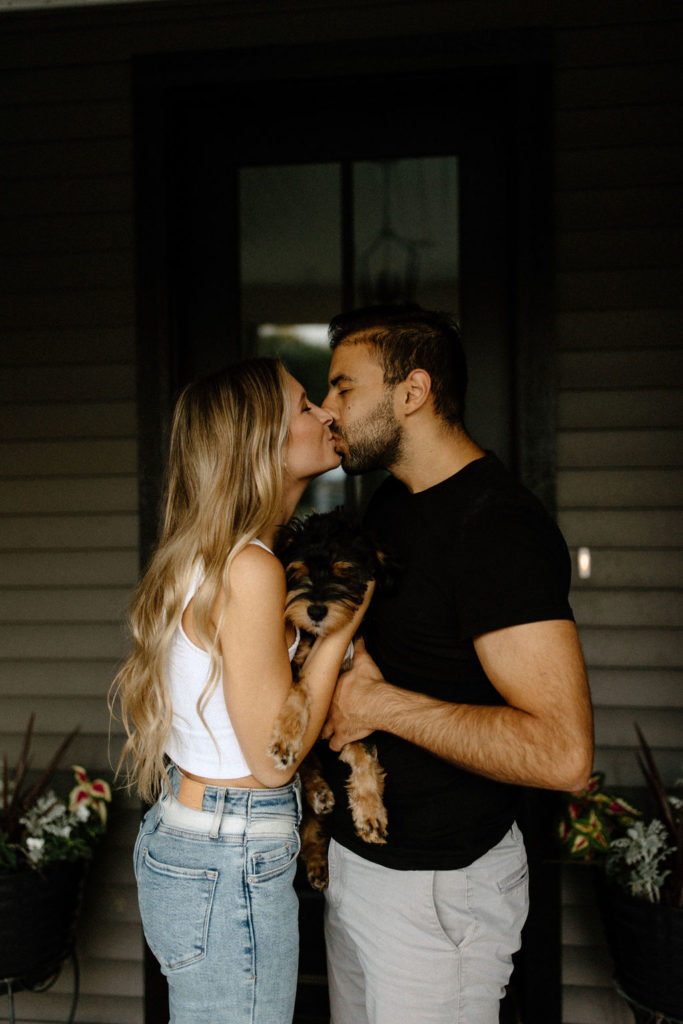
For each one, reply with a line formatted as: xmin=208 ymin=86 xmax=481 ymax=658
xmin=268 ymin=510 xmax=389 ymax=889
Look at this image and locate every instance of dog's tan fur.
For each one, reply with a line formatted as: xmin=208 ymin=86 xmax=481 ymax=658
xmin=339 ymin=741 xmax=387 ymax=845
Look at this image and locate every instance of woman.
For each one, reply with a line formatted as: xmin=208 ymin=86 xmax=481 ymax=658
xmin=110 ymin=358 xmax=372 ymax=1024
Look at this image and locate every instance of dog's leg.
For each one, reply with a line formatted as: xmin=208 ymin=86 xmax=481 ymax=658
xmin=300 ymin=809 xmax=331 ymax=891
xmin=299 ymin=747 xmax=335 ymax=816
xmin=268 ymin=680 xmax=311 ymax=769
xmin=339 ymin=742 xmax=388 ymax=844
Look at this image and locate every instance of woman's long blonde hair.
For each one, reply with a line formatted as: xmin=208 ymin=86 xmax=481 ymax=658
xmin=110 ymin=358 xmax=291 ymax=802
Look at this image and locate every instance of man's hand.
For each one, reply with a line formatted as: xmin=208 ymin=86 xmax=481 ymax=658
xmin=321 ymin=637 xmax=386 ymax=751
xmin=323 ymin=620 xmax=593 ymax=791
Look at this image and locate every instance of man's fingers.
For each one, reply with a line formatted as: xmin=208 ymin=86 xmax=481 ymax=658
xmin=320 ymin=719 xmax=333 ymax=740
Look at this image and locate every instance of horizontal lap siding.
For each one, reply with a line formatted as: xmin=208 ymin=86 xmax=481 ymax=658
xmin=0 ymin=32 xmax=142 ymax=1021
xmin=554 ymin=13 xmax=683 ymax=1022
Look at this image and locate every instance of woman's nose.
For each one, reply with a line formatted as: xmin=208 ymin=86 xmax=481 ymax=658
xmin=313 ymin=402 xmax=333 ymax=426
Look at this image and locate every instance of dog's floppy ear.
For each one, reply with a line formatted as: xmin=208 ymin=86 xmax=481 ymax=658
xmin=274 ymin=518 xmax=301 ymax=560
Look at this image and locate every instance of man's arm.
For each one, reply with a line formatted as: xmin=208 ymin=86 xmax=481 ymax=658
xmin=322 ymin=619 xmax=593 ymax=792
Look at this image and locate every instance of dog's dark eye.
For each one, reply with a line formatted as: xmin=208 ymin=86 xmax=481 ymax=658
xmin=331 ymin=561 xmax=356 ymax=577
xmin=285 ymin=561 xmax=309 ymax=583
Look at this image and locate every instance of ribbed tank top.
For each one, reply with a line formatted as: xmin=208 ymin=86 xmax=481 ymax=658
xmin=164 ymin=539 xmax=299 ymax=779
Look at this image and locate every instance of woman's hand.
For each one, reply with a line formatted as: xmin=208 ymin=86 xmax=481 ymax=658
xmin=347 ymin=579 xmax=376 ymax=634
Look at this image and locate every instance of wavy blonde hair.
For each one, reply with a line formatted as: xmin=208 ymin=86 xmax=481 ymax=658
xmin=110 ymin=358 xmax=291 ymax=802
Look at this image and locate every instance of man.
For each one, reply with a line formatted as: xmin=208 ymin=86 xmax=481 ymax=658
xmin=318 ymin=304 xmax=593 ymax=1024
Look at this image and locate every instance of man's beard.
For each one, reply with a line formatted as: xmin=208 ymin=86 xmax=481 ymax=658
xmin=335 ymin=392 xmax=403 ymax=475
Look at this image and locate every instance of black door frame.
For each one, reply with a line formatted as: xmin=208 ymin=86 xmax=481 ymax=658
xmin=133 ymin=29 xmax=559 ymax=1024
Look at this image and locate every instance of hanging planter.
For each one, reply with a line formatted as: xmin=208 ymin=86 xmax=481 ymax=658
xmin=0 ymin=859 xmax=87 ymax=988
xmin=559 ymin=726 xmax=683 ymax=1022
xmin=1 ymin=715 xmax=111 ymax=994
xmin=598 ymin=877 xmax=683 ymax=1021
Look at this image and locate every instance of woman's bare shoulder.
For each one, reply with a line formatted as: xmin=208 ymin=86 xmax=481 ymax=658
xmin=229 ymin=542 xmax=285 ymax=594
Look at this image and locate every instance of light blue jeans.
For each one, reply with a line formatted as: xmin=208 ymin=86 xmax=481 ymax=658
xmin=134 ymin=764 xmax=302 ymax=1024
xmin=324 ymin=824 xmax=529 ymax=1024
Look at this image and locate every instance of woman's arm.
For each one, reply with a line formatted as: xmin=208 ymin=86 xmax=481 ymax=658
xmin=218 ymin=544 xmax=372 ymax=787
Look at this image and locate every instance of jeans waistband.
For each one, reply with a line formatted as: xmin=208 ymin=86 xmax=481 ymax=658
xmin=163 ymin=763 xmax=301 ymax=838
xmin=159 ymin=792 xmax=299 ymax=838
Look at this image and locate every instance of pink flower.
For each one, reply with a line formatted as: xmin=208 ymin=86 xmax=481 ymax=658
xmin=69 ymin=766 xmax=111 ymax=825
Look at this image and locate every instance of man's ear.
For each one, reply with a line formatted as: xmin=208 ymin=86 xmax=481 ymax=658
xmin=400 ymin=369 xmax=432 ymax=416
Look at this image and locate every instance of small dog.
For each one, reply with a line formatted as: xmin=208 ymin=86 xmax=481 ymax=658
xmin=268 ymin=510 xmax=389 ymax=890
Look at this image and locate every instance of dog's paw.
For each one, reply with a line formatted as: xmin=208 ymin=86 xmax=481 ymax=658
xmin=310 ymin=785 xmax=335 ymax=816
xmin=306 ymin=861 xmax=329 ymax=891
xmin=355 ymin=813 xmax=388 ymax=845
xmin=267 ymin=738 xmax=301 ymax=770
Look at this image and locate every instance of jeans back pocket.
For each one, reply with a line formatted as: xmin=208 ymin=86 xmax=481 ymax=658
xmin=247 ymin=835 xmax=300 ymax=883
xmin=137 ymin=848 xmax=218 ymax=971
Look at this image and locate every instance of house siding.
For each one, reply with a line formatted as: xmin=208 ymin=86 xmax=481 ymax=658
xmin=0 ymin=26 xmax=143 ymax=1017
xmin=0 ymin=2 xmax=680 ymax=1021
xmin=554 ymin=14 xmax=682 ymax=1022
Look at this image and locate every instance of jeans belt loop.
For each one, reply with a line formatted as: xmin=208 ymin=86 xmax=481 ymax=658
xmin=209 ymin=787 xmax=227 ymax=838
xmin=293 ymin=774 xmax=303 ymax=823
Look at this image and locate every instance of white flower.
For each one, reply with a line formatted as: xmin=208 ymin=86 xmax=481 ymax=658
xmin=607 ymin=819 xmax=673 ymax=902
xmin=74 ymin=803 xmax=91 ymax=823
xmin=46 ymin=821 xmax=72 ymax=839
xmin=35 ymin=794 xmax=65 ymax=825
xmin=26 ymin=837 xmax=46 ymax=864
xmin=21 ymin=797 xmax=70 ymax=838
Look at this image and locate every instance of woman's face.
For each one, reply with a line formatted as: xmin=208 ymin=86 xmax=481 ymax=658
xmin=285 ymin=373 xmax=341 ymax=482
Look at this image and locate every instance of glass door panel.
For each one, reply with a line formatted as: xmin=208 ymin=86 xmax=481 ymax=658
xmin=239 ymin=162 xmax=346 ymax=513
xmin=239 ymin=157 xmax=462 ymax=516
xmin=353 ymin=157 xmax=460 ymax=313
xmin=239 ymin=163 xmax=342 ymax=341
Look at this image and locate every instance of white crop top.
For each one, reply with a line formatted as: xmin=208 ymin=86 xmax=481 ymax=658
xmin=164 ymin=539 xmax=300 ymax=778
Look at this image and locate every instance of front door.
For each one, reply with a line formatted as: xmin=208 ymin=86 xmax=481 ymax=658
xmin=134 ymin=34 xmax=558 ymax=1023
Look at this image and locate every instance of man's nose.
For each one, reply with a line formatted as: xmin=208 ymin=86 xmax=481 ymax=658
xmin=321 ymin=391 xmax=336 ymax=419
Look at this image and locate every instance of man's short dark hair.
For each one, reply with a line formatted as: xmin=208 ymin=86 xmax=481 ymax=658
xmin=328 ymin=304 xmax=468 ymax=426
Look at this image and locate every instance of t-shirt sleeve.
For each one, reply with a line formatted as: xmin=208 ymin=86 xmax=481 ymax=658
xmin=455 ymin=500 xmax=574 ymax=639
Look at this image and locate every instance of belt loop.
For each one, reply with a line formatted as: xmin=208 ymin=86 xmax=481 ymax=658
xmin=293 ymin=775 xmax=302 ymax=824
xmin=209 ymin=787 xmax=227 ymax=838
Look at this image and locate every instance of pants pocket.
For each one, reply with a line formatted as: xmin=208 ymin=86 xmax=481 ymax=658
xmin=133 ymin=802 xmax=162 ymax=882
xmin=497 ymin=862 xmax=528 ymax=894
xmin=324 ymin=839 xmax=345 ymax=911
xmin=137 ymin=847 xmax=218 ymax=971
xmin=247 ymin=833 xmax=300 ymax=883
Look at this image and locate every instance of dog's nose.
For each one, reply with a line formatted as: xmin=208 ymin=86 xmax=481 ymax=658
xmin=307 ymin=604 xmax=328 ymax=623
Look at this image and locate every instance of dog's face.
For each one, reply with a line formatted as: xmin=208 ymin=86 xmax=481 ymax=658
xmin=275 ymin=511 xmax=387 ymax=637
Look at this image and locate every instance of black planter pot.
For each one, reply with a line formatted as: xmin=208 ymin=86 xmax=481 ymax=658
xmin=598 ymin=878 xmax=683 ymax=1020
xmin=0 ymin=860 xmax=86 ymax=988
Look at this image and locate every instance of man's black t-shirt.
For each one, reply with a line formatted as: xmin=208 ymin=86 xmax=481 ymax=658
xmin=320 ymin=452 xmax=574 ymax=870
